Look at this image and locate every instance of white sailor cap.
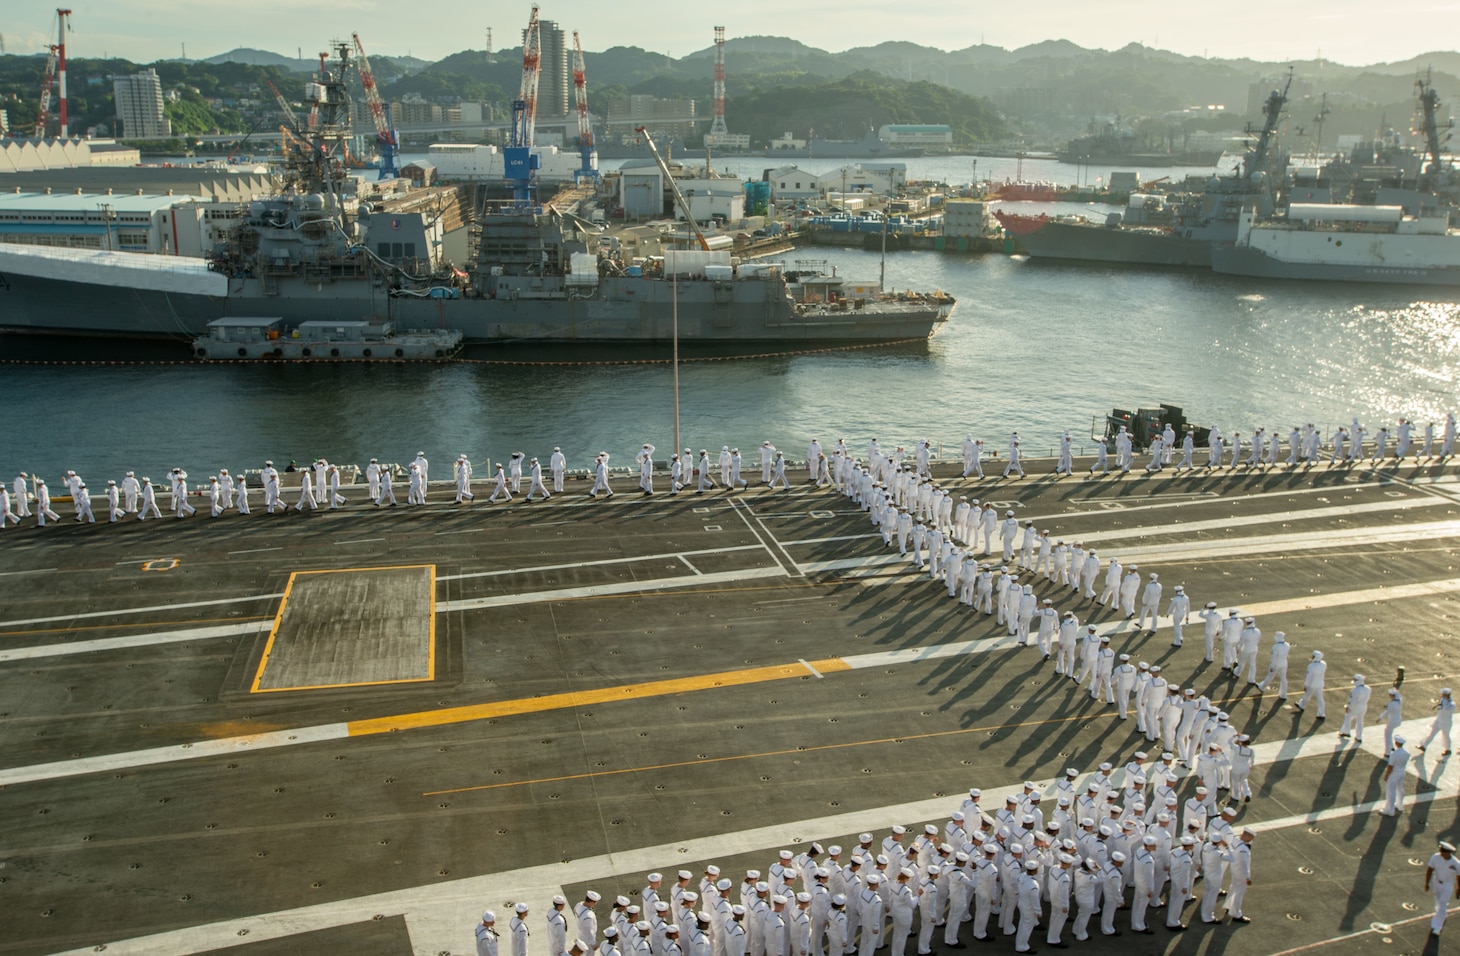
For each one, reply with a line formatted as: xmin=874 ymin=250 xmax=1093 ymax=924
xmin=1441 ymin=841 xmax=1457 ymax=852
xmin=483 ymin=911 xmax=496 ymax=922
xmin=831 ymin=894 xmax=847 ymax=906
xmin=515 ymin=902 xmax=530 ymax=913
xmin=795 ymin=892 xmax=811 ymax=904
xmin=654 ymin=901 xmax=670 ymax=912
xmin=716 ymin=879 xmax=732 ymax=891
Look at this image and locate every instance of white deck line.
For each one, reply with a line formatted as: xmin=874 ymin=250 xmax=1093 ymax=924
xmin=0 ymin=621 xmax=268 ymax=662
xmin=45 ymin=720 xmax=1448 ymax=956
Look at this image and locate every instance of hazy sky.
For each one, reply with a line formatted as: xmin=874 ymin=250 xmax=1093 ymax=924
xmin=5 ymin=0 xmax=1455 ymax=67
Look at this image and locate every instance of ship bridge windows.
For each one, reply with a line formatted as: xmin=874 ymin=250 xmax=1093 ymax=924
xmin=377 ymin=242 xmax=417 ymax=260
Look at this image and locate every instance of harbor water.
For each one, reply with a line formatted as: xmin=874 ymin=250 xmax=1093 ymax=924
xmin=2 ymin=155 xmax=1458 ymax=479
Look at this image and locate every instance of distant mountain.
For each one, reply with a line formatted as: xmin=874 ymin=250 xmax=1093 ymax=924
xmin=203 ymin=46 xmax=430 ymax=74
xmin=203 ymin=48 xmax=312 ymax=71
xmin=1361 ymin=51 xmax=1460 ymax=78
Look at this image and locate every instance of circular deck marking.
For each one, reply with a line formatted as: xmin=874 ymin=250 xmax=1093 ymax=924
xmin=142 ymin=558 xmax=180 ymax=572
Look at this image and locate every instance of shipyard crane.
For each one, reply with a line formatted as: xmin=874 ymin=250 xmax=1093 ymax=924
xmin=635 ymin=126 xmax=711 ymax=251
xmin=351 ymin=31 xmax=400 ymax=180
xmin=570 ymin=31 xmax=598 ymax=183
xmin=503 ymin=4 xmax=542 ymax=205
xmin=266 ymin=79 xmax=303 ymax=133
xmin=34 ymin=45 xmax=58 ymax=137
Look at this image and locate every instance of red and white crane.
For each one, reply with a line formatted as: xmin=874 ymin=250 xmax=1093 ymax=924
xmin=351 ymin=31 xmax=399 ymax=179
xmin=34 ymin=9 xmax=73 ymax=138
xmin=571 ymin=30 xmax=597 ymax=182
xmin=33 ymin=45 xmax=58 ymax=137
xmin=515 ymin=3 xmax=541 ymax=148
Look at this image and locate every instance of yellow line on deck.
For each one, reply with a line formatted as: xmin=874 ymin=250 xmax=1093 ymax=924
xmin=251 ymin=564 xmax=437 ymax=694
xmin=248 ymin=572 xmax=299 ymax=694
xmin=348 ymin=657 xmax=852 ymax=737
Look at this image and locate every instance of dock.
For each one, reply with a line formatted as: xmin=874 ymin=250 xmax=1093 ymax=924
xmin=2 ymin=452 xmax=1459 ymax=955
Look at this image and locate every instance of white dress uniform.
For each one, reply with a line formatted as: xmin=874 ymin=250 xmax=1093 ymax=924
xmin=1427 ymin=847 xmax=1460 ymax=935
xmin=1296 ymin=652 xmax=1328 ymax=717
xmin=1419 ymin=690 xmax=1456 ymax=754
xmin=1382 ymin=690 xmax=1405 ymax=754
xmin=478 ymin=918 xmax=500 ymax=956
xmin=1258 ymin=633 xmax=1291 ymax=698
xmin=1339 ymin=675 xmax=1372 ymax=742
xmin=1223 ymin=835 xmax=1254 ymax=921
xmin=1382 ymin=741 xmax=1411 ymax=815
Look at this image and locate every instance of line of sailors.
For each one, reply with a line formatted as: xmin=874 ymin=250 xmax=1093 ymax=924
xmin=476 ymin=757 xmax=1265 ymax=956
xmin=7 ymin=409 xmax=1459 ymax=529
xmin=1088 ymin=413 xmax=1458 ymax=476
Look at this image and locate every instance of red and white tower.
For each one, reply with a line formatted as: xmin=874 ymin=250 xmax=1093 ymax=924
xmin=709 ymin=26 xmax=728 ymax=138
xmin=56 ymin=8 xmax=71 ymax=135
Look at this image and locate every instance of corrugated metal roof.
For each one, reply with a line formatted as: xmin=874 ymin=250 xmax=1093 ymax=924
xmin=0 ymin=192 xmax=196 ymax=213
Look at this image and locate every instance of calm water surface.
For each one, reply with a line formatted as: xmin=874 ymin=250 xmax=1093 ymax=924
xmin=2 ymin=156 xmax=1457 ymax=479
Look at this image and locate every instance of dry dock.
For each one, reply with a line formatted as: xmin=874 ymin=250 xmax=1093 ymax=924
xmin=2 ymin=455 xmax=1460 ymax=956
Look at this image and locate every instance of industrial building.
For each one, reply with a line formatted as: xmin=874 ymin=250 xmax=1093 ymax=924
xmin=765 ymin=163 xmax=908 ymax=202
xmin=0 ymin=192 xmax=211 ymax=255
xmin=113 ymin=69 xmax=171 ymax=140
xmin=0 ymin=138 xmax=141 ymax=175
xmin=877 ymin=124 xmax=953 ymax=148
xmin=424 ymin=143 xmax=594 ymax=184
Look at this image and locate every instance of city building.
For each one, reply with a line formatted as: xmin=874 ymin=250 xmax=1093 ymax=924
xmin=529 ymin=18 xmax=569 ymax=119
xmin=113 ymin=69 xmax=171 ymax=140
xmin=603 ymin=95 xmax=698 ymax=140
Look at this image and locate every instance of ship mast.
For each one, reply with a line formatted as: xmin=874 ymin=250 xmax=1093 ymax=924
xmin=1416 ymin=71 xmax=1449 ymax=193
xmin=1244 ymin=68 xmax=1291 ymax=183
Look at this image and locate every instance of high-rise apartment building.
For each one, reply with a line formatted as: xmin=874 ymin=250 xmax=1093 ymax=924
xmin=113 ymin=68 xmax=171 ymax=139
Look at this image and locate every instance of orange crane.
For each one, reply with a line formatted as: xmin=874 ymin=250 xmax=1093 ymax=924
xmin=351 ymin=32 xmax=399 ymax=179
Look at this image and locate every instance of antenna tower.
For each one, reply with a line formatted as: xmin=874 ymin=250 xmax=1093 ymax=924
xmin=709 ymin=26 xmax=728 ymax=138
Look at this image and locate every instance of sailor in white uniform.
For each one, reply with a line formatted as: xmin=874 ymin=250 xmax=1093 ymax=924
xmin=1425 ymin=841 xmax=1460 ymax=936
xmin=1338 ymin=674 xmax=1371 ymax=743
xmin=527 ymin=457 xmax=551 ymax=501
xmin=489 ymin=464 xmax=513 ymax=503
xmin=1418 ymin=688 xmax=1456 ymax=755
xmin=551 ymin=447 xmax=567 ymax=492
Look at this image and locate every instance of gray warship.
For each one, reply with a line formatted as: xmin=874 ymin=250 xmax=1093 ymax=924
xmin=0 ymin=45 xmax=947 ymax=346
xmin=995 ymin=75 xmax=1291 ymax=268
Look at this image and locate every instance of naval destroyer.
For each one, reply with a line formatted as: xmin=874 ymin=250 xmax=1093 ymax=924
xmin=0 ymin=45 xmax=948 ymax=346
xmin=995 ymin=75 xmax=1291 ymax=267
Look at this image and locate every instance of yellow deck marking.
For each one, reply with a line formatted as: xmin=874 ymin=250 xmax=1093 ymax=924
xmin=250 ymin=564 xmax=436 ymax=693
xmin=349 ymin=656 xmax=851 ymax=736
xmin=420 ymin=674 xmax=1456 ymax=797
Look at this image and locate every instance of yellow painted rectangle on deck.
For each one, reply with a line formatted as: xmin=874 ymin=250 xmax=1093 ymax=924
xmin=251 ymin=564 xmax=436 ymax=693
xmin=348 ymin=656 xmax=850 ymax=736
